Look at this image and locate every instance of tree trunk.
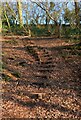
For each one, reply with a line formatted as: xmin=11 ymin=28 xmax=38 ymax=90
xmin=17 ymin=0 xmax=23 ymax=27
xmin=0 ymin=2 xmax=2 ymax=34
xmin=55 ymin=21 xmax=60 ymax=38
xmin=74 ymin=0 xmax=80 ymax=29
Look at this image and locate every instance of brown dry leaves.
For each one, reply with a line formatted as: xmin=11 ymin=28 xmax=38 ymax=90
xmin=2 ymin=36 xmax=81 ymax=118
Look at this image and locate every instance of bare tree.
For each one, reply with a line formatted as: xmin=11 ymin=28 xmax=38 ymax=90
xmin=31 ymin=0 xmax=62 ymax=37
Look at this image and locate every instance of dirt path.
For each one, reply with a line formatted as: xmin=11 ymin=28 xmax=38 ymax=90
xmin=2 ymin=37 xmax=81 ymax=118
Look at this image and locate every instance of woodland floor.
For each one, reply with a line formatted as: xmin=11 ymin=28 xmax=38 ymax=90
xmin=1 ymin=36 xmax=81 ymax=119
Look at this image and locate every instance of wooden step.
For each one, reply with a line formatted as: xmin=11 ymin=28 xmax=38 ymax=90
xmin=35 ymin=63 xmax=55 ymax=68
xmin=8 ymin=57 xmax=14 ymax=60
xmin=47 ymin=57 xmax=53 ymax=60
xmin=31 ymin=82 xmax=49 ymax=88
xmin=35 ymin=75 xmax=48 ymax=79
xmin=38 ymin=69 xmax=54 ymax=72
xmin=44 ymin=61 xmax=52 ymax=64
xmin=39 ymin=55 xmax=52 ymax=59
xmin=28 ymin=92 xmax=46 ymax=100
xmin=37 ymin=68 xmax=54 ymax=70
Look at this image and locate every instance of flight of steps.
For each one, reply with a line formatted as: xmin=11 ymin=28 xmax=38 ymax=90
xmin=23 ymin=40 xmax=54 ymax=88
xmin=30 ymin=46 xmax=54 ymax=88
xmin=19 ymin=40 xmax=55 ymax=100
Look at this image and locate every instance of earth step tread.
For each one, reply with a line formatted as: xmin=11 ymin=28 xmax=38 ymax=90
xmin=28 ymin=92 xmax=46 ymax=100
xmin=18 ymin=61 xmax=27 ymax=66
xmin=35 ymin=62 xmax=54 ymax=65
xmin=34 ymin=72 xmax=49 ymax=76
xmin=34 ymin=75 xmax=48 ymax=79
xmin=39 ymin=56 xmax=52 ymax=60
xmin=40 ymin=55 xmax=52 ymax=58
xmin=37 ymin=55 xmax=52 ymax=59
xmin=38 ymin=69 xmax=53 ymax=72
xmin=31 ymin=82 xmax=49 ymax=87
xmin=38 ymin=48 xmax=49 ymax=52
xmin=35 ymin=59 xmax=52 ymax=63
xmin=40 ymin=53 xmax=51 ymax=56
xmin=39 ymin=61 xmax=53 ymax=64
xmin=44 ymin=61 xmax=53 ymax=64
xmin=8 ymin=57 xmax=14 ymax=60
xmin=47 ymin=58 xmax=53 ymax=60
xmin=36 ymin=64 xmax=55 ymax=68
xmin=34 ymin=67 xmax=54 ymax=70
